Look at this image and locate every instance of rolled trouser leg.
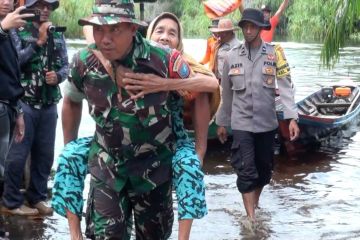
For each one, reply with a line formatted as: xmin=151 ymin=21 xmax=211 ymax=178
xmin=231 ymin=130 xmax=259 ymax=193
xmin=254 ymin=129 xmax=276 ymax=188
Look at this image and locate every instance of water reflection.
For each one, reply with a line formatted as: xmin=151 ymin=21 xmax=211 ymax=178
xmin=1 ymin=40 xmax=360 ymax=239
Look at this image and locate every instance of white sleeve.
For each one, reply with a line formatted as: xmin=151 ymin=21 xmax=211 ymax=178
xmin=63 ymin=81 xmax=86 ymax=103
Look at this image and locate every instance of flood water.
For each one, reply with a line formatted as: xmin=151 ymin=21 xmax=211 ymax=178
xmin=1 ymin=39 xmax=360 ymax=240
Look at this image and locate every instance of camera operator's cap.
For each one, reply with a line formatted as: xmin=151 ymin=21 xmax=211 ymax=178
xmin=209 ymin=18 xmax=239 ymax=33
xmin=25 ymin=0 xmax=59 ymax=10
xmin=238 ymin=8 xmax=271 ymax=30
xmin=78 ymin=0 xmax=147 ymax=27
xmin=261 ymin=4 xmax=272 ymax=12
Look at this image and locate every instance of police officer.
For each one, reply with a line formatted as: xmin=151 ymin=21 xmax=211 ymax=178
xmin=216 ymin=8 xmax=299 ymax=231
xmin=209 ymin=18 xmax=241 ymax=80
xmin=2 ymin=0 xmax=68 ymax=216
xmin=238 ymin=0 xmax=290 ymax=42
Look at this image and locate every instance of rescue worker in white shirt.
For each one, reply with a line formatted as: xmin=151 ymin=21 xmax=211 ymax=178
xmin=216 ymin=8 xmax=299 ymax=231
xmin=209 ymin=18 xmax=240 ymax=80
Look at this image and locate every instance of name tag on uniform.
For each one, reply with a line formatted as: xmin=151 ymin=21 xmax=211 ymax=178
xmin=229 ymin=68 xmax=243 ymax=75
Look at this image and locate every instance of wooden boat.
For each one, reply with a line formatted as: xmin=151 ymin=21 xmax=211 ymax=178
xmin=276 ymin=81 xmax=360 ymax=153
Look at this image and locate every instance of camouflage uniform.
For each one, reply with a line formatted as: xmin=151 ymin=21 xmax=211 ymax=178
xmin=10 ymin=21 xmax=68 ymax=107
xmin=2 ymin=21 xmax=68 ymax=210
xmin=66 ymin=33 xmax=192 ymax=239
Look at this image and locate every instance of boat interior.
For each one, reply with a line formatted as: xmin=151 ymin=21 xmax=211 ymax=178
xmin=297 ymin=86 xmax=360 ymax=117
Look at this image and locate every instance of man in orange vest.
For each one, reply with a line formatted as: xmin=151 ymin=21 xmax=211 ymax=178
xmin=260 ymin=0 xmax=289 ymax=42
xmin=200 ymin=18 xmax=220 ymax=74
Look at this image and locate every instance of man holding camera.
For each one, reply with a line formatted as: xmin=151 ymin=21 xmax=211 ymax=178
xmin=1 ymin=0 xmax=68 ymax=216
xmin=0 ymin=0 xmax=29 ymax=201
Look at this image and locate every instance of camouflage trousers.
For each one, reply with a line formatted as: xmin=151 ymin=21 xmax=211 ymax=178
xmin=85 ymin=177 xmax=173 ymax=240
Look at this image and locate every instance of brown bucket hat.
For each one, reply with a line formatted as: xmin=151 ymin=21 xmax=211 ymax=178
xmin=209 ymin=18 xmax=240 ymax=33
xmin=78 ymin=0 xmax=147 ymax=27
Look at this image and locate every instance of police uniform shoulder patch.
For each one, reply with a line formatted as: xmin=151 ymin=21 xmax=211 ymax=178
xmin=275 ymin=44 xmax=290 ymax=78
xmin=275 ymin=44 xmax=286 ymax=60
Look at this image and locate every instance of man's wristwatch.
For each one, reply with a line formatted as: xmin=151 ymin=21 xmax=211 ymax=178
xmin=16 ymin=106 xmax=24 ymax=115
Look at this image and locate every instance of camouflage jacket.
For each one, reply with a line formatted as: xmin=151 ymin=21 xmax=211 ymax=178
xmin=68 ymin=32 xmax=191 ymax=193
xmin=11 ymin=22 xmax=69 ymax=108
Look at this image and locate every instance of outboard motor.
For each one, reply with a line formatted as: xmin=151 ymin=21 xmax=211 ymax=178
xmin=321 ymin=87 xmax=334 ymax=103
xmin=332 ymin=87 xmax=352 ymax=114
xmin=320 ymin=86 xmax=351 ymax=115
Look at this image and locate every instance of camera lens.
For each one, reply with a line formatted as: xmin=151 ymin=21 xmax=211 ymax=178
xmin=48 ymin=25 xmax=56 ymax=33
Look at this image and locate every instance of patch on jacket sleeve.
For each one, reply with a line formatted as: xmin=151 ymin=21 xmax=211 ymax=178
xmin=275 ymin=44 xmax=290 ymax=78
xmin=169 ymin=50 xmax=191 ymax=79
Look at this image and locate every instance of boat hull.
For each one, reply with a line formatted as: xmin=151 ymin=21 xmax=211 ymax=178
xmin=276 ymin=83 xmax=360 ymax=154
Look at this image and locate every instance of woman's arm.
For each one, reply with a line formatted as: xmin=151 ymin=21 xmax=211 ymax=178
xmin=123 ymin=72 xmax=219 ymax=100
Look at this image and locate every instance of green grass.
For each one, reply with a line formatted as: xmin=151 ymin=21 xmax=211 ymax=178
xmin=51 ymin=0 xmax=92 ymax=39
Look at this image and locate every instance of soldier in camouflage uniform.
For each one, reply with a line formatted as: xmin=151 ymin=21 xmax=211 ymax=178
xmin=1 ymin=0 xmax=68 ymax=216
xmin=61 ymin=0 xmax=200 ymax=239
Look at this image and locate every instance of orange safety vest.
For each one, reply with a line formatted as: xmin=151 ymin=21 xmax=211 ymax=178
xmin=200 ymin=36 xmax=219 ymax=74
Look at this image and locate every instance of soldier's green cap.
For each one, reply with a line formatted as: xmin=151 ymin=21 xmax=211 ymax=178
xmin=78 ymin=0 xmax=147 ymax=27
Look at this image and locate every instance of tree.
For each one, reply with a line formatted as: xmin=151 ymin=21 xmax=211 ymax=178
xmin=321 ymin=0 xmax=360 ymax=68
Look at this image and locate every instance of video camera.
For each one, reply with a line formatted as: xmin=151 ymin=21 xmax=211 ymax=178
xmin=47 ymin=25 xmax=67 ymax=33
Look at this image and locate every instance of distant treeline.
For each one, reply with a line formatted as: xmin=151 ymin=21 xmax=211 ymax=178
xmin=52 ymin=0 xmax=359 ymax=43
